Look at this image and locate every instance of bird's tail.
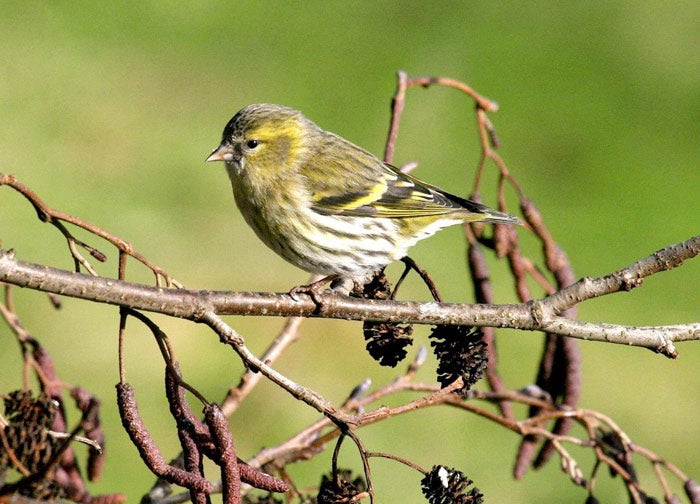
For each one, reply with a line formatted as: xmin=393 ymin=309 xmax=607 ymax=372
xmin=458 ymin=198 xmax=520 ymax=225
xmin=476 ymin=208 xmax=520 ymax=225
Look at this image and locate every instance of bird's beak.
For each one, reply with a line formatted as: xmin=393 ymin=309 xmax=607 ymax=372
xmin=205 ymin=144 xmax=235 ymax=163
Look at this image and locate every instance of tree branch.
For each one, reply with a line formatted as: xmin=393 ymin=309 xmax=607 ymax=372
xmin=1 ymin=235 xmax=698 ymax=357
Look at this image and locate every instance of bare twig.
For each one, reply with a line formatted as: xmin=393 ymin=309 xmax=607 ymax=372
xmin=1 ymin=238 xmax=697 ymax=355
xmin=0 ymin=173 xmax=181 ymax=288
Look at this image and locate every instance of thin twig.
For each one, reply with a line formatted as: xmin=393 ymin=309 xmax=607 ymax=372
xmin=0 ymin=173 xmax=181 ymax=288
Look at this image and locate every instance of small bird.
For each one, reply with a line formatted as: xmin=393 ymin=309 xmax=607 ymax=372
xmin=206 ymin=104 xmax=517 ymax=287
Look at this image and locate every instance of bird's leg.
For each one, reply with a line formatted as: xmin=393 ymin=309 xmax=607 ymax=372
xmin=400 ymin=256 xmax=443 ymax=302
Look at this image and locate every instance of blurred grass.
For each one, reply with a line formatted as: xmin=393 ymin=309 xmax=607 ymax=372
xmin=1 ymin=2 xmax=698 ymax=503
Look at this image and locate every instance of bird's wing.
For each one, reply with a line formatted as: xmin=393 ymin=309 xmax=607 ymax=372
xmin=300 ymin=132 xmax=517 ymax=223
xmin=306 ymin=157 xmax=478 ymax=218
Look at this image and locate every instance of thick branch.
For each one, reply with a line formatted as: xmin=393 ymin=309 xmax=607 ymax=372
xmin=1 ymin=237 xmax=698 ymax=356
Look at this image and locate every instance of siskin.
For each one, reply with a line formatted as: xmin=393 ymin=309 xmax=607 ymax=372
xmin=206 ymin=104 xmax=518 ymax=284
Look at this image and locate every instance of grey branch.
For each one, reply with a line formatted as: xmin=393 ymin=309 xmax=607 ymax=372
xmin=0 ymin=235 xmax=698 ymax=358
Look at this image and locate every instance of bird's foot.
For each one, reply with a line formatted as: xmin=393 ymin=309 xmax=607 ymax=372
xmin=288 ymin=274 xmax=342 ymax=306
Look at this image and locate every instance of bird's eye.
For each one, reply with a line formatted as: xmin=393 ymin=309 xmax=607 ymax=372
xmin=246 ymin=139 xmax=260 ymax=149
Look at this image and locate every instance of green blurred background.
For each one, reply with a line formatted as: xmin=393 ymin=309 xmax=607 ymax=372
xmin=1 ymin=2 xmax=698 ymax=502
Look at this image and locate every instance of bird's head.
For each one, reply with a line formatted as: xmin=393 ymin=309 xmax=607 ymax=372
xmin=206 ymin=104 xmax=313 ymax=179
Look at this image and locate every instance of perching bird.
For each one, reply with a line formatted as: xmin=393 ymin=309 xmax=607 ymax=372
xmin=206 ymin=103 xmax=517 ymax=287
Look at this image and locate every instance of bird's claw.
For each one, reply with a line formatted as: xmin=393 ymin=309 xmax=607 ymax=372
xmin=288 ymin=274 xmax=341 ymax=308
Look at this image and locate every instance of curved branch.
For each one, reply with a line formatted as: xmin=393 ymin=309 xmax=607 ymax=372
xmin=1 ymin=236 xmax=698 ymax=357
